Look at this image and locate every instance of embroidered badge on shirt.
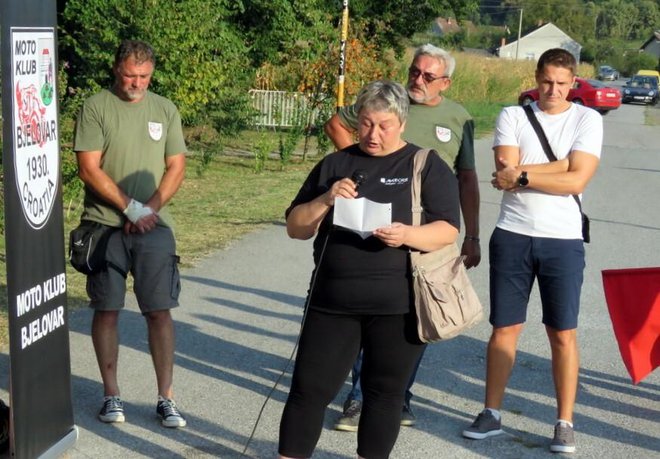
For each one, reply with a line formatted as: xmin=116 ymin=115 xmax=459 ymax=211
xmin=148 ymin=122 xmax=163 ymax=141
xmin=435 ymin=126 xmax=452 ymax=143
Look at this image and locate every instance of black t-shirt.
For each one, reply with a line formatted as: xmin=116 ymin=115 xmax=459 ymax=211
xmin=286 ymin=143 xmax=460 ymax=315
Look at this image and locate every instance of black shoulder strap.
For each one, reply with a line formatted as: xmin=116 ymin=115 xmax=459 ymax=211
xmin=523 ymin=104 xmax=557 ymax=162
xmin=522 ymin=104 xmax=582 ymax=211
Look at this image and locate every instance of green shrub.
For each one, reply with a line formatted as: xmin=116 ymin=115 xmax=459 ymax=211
xmin=59 ymin=0 xmax=248 ymax=125
xmin=621 ymin=52 xmax=659 ymax=77
xmin=253 ymin=134 xmax=275 ymax=174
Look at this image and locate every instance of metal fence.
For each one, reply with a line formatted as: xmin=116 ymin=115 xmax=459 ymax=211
xmin=249 ymin=89 xmax=320 ymax=128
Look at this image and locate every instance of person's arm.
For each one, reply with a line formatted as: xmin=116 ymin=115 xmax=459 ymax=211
xmin=77 ymin=150 xmax=133 ymax=212
xmin=144 ymin=153 xmax=186 ymax=213
xmin=493 ymin=145 xmax=520 ymax=171
xmin=373 ymin=220 xmax=458 ymax=253
xmin=453 ymin=118 xmax=481 ymax=268
xmin=523 ymin=151 xmax=599 ymax=194
xmin=495 ymin=149 xmax=569 ymax=174
xmin=457 ymin=168 xmax=481 ymax=268
xmin=493 ymin=148 xmax=599 ymax=195
xmin=76 ymin=150 xmax=162 ymax=233
xmin=374 ymin=153 xmax=460 ymax=252
xmin=286 ymin=177 xmax=358 ymax=240
xmin=324 ymin=113 xmax=356 ymax=150
xmin=512 ymin=159 xmax=569 ymax=173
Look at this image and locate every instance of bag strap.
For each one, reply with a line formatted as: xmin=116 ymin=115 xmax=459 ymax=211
xmin=522 ymin=104 xmax=583 ymax=212
xmin=411 ymin=148 xmax=432 ymax=227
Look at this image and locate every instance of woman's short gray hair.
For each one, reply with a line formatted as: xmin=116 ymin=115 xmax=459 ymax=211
xmin=413 ymin=44 xmax=455 ymax=77
xmin=355 ymin=80 xmax=409 ymax=124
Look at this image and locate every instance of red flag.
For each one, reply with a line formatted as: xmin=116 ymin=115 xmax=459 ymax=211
xmin=601 ymin=268 xmax=660 ymax=384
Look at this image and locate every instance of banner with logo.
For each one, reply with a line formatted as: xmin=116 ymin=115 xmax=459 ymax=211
xmin=1 ymin=1 xmax=78 ymax=457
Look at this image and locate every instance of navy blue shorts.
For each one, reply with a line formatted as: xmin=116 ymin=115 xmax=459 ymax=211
xmin=489 ymin=228 xmax=585 ymax=330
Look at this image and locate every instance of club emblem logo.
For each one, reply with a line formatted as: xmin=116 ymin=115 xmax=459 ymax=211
xmin=12 ymin=31 xmax=59 ymax=229
xmin=148 ymin=122 xmax=163 ymax=141
xmin=435 ymin=126 xmax=452 ymax=143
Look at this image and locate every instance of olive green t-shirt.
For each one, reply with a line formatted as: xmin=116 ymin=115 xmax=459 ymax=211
xmin=338 ymin=97 xmax=475 ymax=171
xmin=74 ymin=89 xmax=187 ymax=228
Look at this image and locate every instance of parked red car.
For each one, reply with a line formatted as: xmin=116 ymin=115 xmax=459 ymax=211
xmin=518 ymin=77 xmax=622 ymax=115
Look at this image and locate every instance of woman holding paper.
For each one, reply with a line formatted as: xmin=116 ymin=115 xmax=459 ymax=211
xmin=278 ymin=80 xmax=460 ymax=459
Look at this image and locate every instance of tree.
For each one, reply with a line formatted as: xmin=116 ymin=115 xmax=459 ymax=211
xmin=475 ymin=0 xmax=653 ymax=45
xmin=596 ymin=0 xmax=639 ymax=40
xmin=630 ymin=0 xmax=660 ymax=40
xmin=57 ymin=0 xmax=489 ymax=127
xmin=59 ymin=0 xmax=249 ymax=124
xmin=346 ymin=0 xmax=479 ymax=55
xmin=229 ymin=0 xmax=336 ymax=66
xmin=620 ymin=50 xmax=658 ymax=76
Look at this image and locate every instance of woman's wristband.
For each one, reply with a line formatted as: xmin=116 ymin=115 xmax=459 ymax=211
xmin=465 ymin=236 xmax=480 ymax=242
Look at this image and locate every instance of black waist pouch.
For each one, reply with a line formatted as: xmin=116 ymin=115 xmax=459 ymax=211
xmin=69 ymin=221 xmax=116 ymax=274
xmin=582 ymin=212 xmax=590 ymax=244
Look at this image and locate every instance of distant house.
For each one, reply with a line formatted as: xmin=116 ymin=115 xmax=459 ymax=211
xmin=497 ymin=22 xmax=581 ymax=62
xmin=640 ymin=30 xmax=660 ymax=59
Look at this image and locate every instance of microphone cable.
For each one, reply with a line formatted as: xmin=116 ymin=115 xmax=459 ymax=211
xmin=241 ymin=229 xmax=331 ymax=457
xmin=242 ymin=171 xmax=366 ymax=456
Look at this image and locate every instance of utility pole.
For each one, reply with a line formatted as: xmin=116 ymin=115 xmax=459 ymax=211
xmin=336 ymin=0 xmax=349 ymax=110
xmin=515 ymin=8 xmax=523 ymax=60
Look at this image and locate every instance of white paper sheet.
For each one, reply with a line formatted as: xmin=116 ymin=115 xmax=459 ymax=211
xmin=333 ymin=197 xmax=392 ymax=239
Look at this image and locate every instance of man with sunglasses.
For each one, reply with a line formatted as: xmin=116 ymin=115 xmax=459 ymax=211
xmin=324 ymin=44 xmax=480 ymax=430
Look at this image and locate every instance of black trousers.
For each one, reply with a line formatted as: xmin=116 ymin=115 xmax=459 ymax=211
xmin=278 ymin=309 xmax=425 ymax=458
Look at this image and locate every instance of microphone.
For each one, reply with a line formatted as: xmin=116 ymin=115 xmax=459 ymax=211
xmin=351 ymin=170 xmax=368 ymax=191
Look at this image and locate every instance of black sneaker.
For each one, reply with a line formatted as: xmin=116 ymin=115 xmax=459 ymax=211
xmin=99 ymin=396 xmax=125 ymax=423
xmin=550 ymin=421 xmax=576 ymax=453
xmin=462 ymin=409 xmax=503 ymax=439
xmin=334 ymin=399 xmax=362 ymax=432
xmin=401 ymin=403 xmax=416 ymax=427
xmin=157 ymin=397 xmax=187 ymax=428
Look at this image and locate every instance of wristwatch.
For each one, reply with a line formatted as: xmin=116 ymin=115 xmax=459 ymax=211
xmin=517 ymin=171 xmax=529 ymax=188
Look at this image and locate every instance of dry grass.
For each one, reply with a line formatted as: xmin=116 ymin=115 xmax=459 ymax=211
xmin=450 ymin=54 xmax=537 ymax=104
xmin=169 ymin=153 xmax=315 ymax=267
xmin=449 ymin=52 xmax=595 ymax=104
xmin=0 ymin=153 xmax=317 ymax=348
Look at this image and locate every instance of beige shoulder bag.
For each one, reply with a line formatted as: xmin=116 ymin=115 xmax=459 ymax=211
xmin=409 ymin=149 xmax=484 ymax=342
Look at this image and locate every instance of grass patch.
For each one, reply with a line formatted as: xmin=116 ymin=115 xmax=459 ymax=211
xmin=645 ymin=105 xmax=660 ymax=126
xmin=169 ymin=153 xmax=314 ymax=266
xmin=0 ymin=154 xmax=317 ymax=348
xmin=463 ymin=101 xmax=508 ymax=138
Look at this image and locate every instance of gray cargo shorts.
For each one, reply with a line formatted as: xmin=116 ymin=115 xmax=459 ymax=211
xmin=86 ymin=225 xmax=181 ymax=313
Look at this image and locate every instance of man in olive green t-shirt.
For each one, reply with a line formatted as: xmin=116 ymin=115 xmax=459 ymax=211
xmin=326 ymin=45 xmax=480 ymax=266
xmin=73 ymin=40 xmax=187 ymax=429
xmin=324 ymin=44 xmax=481 ymax=430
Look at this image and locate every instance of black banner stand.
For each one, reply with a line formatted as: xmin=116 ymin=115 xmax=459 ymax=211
xmin=1 ymin=0 xmax=78 ymax=457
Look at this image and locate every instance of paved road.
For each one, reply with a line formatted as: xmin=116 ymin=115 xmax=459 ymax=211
xmin=2 ymin=103 xmax=659 ymax=458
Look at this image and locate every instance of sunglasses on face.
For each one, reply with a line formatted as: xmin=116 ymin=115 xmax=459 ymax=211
xmin=408 ymin=66 xmax=449 ymax=84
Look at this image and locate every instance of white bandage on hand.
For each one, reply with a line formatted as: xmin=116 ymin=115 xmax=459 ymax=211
xmin=123 ymin=199 xmax=154 ymax=223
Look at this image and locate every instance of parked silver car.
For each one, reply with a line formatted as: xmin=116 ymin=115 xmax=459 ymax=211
xmin=597 ymin=65 xmax=620 ymax=81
